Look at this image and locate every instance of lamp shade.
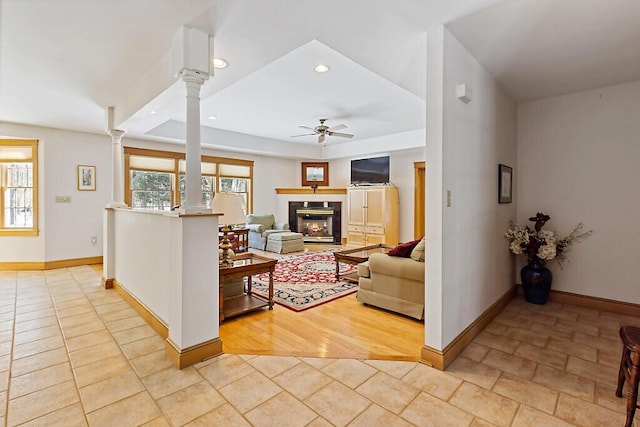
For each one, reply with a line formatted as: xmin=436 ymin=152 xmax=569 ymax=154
xmin=212 ymin=192 xmax=246 ymax=225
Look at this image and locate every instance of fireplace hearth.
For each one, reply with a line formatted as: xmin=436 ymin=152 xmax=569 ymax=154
xmin=288 ymin=201 xmax=341 ymax=244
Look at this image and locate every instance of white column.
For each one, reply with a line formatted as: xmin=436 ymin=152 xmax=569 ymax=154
xmin=179 ymin=69 xmax=208 ymax=214
xmin=107 ymin=129 xmax=127 ymax=208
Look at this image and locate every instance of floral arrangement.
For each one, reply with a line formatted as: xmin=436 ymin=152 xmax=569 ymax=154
xmin=505 ymin=212 xmax=592 ymax=266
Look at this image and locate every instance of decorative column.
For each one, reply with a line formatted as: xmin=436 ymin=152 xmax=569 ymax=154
xmin=107 ymin=129 xmax=127 ymax=208
xmin=179 ymin=69 xmax=209 ymax=214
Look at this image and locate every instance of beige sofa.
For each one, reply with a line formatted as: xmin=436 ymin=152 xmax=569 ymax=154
xmin=356 ymin=249 xmax=425 ymax=320
xmin=246 ymin=214 xmax=290 ymax=250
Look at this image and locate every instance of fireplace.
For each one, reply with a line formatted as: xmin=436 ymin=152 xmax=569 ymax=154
xmin=288 ymin=201 xmax=341 ymax=244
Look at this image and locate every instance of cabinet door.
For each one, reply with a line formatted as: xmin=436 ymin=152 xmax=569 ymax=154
xmin=348 ymin=189 xmax=366 ymax=226
xmin=365 ymin=233 xmax=384 ymax=246
xmin=364 ymin=188 xmax=385 ymax=227
xmin=347 ymin=231 xmax=366 ymax=245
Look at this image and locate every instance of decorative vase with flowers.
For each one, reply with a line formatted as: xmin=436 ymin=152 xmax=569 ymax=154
xmin=505 ymin=212 xmax=592 ymax=304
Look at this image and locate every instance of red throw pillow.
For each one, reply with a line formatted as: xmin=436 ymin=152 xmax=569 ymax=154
xmin=388 ymin=239 xmax=422 ymax=257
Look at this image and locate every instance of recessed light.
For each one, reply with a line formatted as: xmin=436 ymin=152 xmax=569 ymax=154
xmin=314 ymin=64 xmax=330 ymax=73
xmin=207 ymin=116 xmax=217 ymax=120
xmin=212 ymin=57 xmax=229 ymax=69
xmin=150 ymin=110 xmax=157 ymax=115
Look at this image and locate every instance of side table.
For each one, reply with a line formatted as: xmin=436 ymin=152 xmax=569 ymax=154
xmin=219 ymin=253 xmax=277 ymax=322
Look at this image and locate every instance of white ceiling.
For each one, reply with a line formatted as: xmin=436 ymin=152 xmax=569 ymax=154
xmin=447 ymin=0 xmax=640 ymax=102
xmin=139 ymin=40 xmax=426 ymax=145
xmin=1 ymin=0 xmax=640 ymax=157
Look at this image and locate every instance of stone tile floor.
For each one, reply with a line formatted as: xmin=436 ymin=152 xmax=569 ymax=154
xmin=0 ymin=266 xmax=638 ymax=426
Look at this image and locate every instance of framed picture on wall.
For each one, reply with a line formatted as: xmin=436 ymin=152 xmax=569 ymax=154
xmin=78 ymin=165 xmax=96 ymax=191
xmin=498 ymin=164 xmax=512 ymax=203
xmin=301 ymin=162 xmax=329 ymax=186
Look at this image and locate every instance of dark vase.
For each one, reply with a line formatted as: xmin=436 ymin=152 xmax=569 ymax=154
xmin=521 ymin=259 xmax=552 ymax=304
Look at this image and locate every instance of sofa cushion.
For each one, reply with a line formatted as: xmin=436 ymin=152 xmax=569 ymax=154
xmin=263 ymin=229 xmax=290 ymax=238
xmin=246 ymin=214 xmax=275 ymax=229
xmin=368 ymin=253 xmax=424 ymax=282
xmin=388 ymin=239 xmax=421 ymax=257
xmin=267 ymin=231 xmax=303 ymax=242
xmin=410 ymin=237 xmax=425 ymax=262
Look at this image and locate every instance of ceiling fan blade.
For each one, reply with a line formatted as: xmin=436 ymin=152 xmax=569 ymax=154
xmin=318 ymin=134 xmax=325 ymax=144
xmin=299 ymin=125 xmax=316 ymax=131
xmin=290 ymin=133 xmax=316 ymax=137
xmin=329 ymin=124 xmax=347 ymax=131
xmin=327 ymin=131 xmax=354 ymax=138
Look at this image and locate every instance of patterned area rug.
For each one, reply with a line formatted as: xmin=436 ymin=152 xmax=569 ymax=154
xmin=251 ymin=250 xmax=358 ymax=312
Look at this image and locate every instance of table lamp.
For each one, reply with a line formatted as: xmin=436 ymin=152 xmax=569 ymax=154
xmin=212 ymin=192 xmax=246 ymax=267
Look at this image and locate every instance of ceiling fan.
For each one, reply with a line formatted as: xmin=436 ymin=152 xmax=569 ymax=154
xmin=291 ymin=118 xmax=354 ymax=144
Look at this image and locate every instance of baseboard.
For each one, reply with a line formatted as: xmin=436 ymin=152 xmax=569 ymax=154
xmin=0 ymin=256 xmax=103 ymax=271
xmin=165 ymin=337 xmax=224 ymax=369
xmin=0 ymin=261 xmax=44 ymax=270
xmin=112 ymin=280 xmax=169 ymax=339
xmin=421 ymin=285 xmax=517 ymax=370
xmin=102 ymin=277 xmax=114 ymax=289
xmin=547 ymin=288 xmax=640 ymax=317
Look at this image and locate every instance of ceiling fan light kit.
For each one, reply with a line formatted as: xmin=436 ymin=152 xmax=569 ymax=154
xmin=290 ymin=118 xmax=354 ymax=143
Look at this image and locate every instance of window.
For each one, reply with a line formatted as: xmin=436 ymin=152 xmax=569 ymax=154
xmin=131 ymin=170 xmax=173 ymax=210
xmin=179 ymin=176 xmax=215 ymax=209
xmin=123 ymin=147 xmax=253 ymax=213
xmin=0 ymin=139 xmax=38 ymax=236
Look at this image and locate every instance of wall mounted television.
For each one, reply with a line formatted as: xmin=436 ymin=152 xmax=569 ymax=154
xmin=350 ymin=156 xmax=390 ymax=185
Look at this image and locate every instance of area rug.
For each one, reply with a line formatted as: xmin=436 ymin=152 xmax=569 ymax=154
xmin=251 ymin=250 xmax=358 ymax=312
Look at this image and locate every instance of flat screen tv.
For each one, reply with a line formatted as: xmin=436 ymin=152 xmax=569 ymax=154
xmin=350 ymin=156 xmax=390 ymax=185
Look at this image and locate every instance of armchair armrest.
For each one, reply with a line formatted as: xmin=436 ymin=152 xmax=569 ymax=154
xmin=247 ymin=224 xmax=265 ymax=233
xmin=273 ymin=222 xmax=290 ymax=231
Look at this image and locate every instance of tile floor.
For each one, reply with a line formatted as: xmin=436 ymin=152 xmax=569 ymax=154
xmin=0 ymin=266 xmax=638 ymax=426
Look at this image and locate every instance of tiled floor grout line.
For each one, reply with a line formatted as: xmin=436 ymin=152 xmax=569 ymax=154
xmin=3 ymin=268 xmax=636 ymax=426
xmin=1 ymin=274 xmax=18 ymax=427
xmin=46 ymin=272 xmax=99 ymax=426
xmin=61 ymin=272 xmax=169 ymax=424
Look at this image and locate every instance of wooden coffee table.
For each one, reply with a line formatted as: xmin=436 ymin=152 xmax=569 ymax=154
xmin=219 ymin=253 xmax=277 ymax=322
xmin=334 ymin=244 xmax=393 ymax=283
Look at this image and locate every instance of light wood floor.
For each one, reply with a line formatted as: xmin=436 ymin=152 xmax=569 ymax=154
xmin=220 ymin=245 xmax=425 ymax=361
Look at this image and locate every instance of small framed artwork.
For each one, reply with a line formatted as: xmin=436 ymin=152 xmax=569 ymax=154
xmin=498 ymin=164 xmax=512 ymax=204
xmin=301 ymin=162 xmax=329 ymax=186
xmin=78 ymin=165 xmax=96 ymax=191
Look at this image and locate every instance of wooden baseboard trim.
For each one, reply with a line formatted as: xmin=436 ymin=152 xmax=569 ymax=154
xmin=0 ymin=256 xmax=103 ymax=271
xmin=421 ymin=285 xmax=517 ymax=370
xmin=112 ymin=280 xmax=169 ymax=339
xmin=45 ymin=256 xmax=103 ymax=269
xmin=0 ymin=261 xmax=44 ymax=270
xmin=102 ymin=278 xmax=114 ymax=289
xmin=547 ymin=288 xmax=640 ymax=317
xmin=165 ymin=337 xmax=224 ymax=369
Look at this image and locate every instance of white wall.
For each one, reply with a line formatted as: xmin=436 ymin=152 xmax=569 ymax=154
xmin=426 ymin=26 xmax=517 ymax=349
xmin=517 ymin=80 xmax=640 ymax=304
xmin=0 ymin=123 xmax=111 ymax=262
xmin=111 ymin=209 xmax=220 ymax=348
xmin=44 ymin=132 xmax=111 ymax=261
xmin=251 ymin=156 xmax=298 ymax=214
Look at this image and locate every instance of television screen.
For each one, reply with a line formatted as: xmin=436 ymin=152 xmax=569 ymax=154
xmin=350 ymin=156 xmax=390 ymax=185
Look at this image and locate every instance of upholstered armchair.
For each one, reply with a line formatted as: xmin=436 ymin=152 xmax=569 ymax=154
xmin=356 ymin=238 xmax=425 ymax=320
xmin=246 ymin=214 xmax=290 ymax=250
